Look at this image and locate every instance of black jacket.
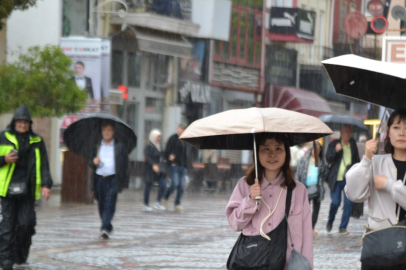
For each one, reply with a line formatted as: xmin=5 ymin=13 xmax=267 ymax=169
xmin=325 ymin=138 xmax=360 ymax=191
xmin=165 ymin=134 xmax=188 ymax=167
xmin=0 ymin=105 xmax=53 ymax=199
xmin=143 ymin=142 xmax=164 ymax=183
xmin=71 ymin=76 xmax=94 ymax=99
xmin=87 ymin=139 xmax=129 ymax=193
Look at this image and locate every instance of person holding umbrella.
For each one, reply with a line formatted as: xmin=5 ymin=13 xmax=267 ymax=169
xmin=88 ymin=120 xmax=130 ymax=239
xmin=325 ymin=124 xmax=360 ymax=235
xmin=226 ymin=133 xmax=313 ymax=269
xmin=63 ymin=113 xmax=136 ymax=240
xmin=295 ymin=141 xmax=328 ymax=235
xmin=345 ymin=109 xmax=406 ymax=269
xmin=0 ymin=105 xmax=53 ymax=270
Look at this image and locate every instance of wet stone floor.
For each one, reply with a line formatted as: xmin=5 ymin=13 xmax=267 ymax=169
xmin=11 ymin=186 xmax=366 ymax=270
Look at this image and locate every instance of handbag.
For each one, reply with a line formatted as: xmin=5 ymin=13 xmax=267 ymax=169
xmin=7 ymin=182 xmax=27 ymax=197
xmin=306 ymin=185 xmax=319 ymax=200
xmin=286 ymin=215 xmax=312 ymax=270
xmin=227 ymin=188 xmax=292 ymax=270
xmin=360 ymin=173 xmax=406 ymax=268
xmin=158 ymin=157 xmax=167 ymax=177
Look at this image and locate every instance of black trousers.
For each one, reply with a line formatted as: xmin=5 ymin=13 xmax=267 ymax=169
xmin=309 ymin=197 xmax=321 ymax=229
xmin=0 ymin=195 xmax=36 ymax=265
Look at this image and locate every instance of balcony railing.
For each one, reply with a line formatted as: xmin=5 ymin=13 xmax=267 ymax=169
xmin=126 ymin=0 xmax=191 ymax=21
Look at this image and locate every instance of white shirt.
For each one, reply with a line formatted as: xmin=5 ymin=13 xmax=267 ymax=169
xmin=96 ymin=140 xmax=116 ymax=176
xmin=75 ymin=76 xmax=86 ymax=90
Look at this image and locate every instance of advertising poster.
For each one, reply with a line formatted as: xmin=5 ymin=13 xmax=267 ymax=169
xmin=61 ymin=37 xmax=102 ymax=113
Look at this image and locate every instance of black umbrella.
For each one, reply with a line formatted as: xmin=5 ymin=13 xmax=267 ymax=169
xmin=319 ymin=114 xmax=368 ymax=132
xmin=322 ymin=54 xmax=406 ymax=110
xmin=64 ymin=113 xmax=137 ymax=159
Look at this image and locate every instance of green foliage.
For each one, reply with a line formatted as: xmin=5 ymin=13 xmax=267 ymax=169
xmin=0 ymin=0 xmax=38 ymax=29
xmin=0 ymin=45 xmax=87 ymax=117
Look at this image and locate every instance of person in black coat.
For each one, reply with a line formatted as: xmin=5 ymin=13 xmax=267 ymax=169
xmin=0 ymin=105 xmax=53 ymax=270
xmin=162 ymin=123 xmax=188 ymax=211
xmin=325 ymin=124 xmax=360 ymax=235
xmin=87 ymin=120 xmax=129 ymax=239
xmin=143 ymin=129 xmax=167 ymax=211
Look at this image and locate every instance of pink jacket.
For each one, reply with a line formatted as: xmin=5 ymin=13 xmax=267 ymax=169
xmin=226 ymin=173 xmax=313 ymax=269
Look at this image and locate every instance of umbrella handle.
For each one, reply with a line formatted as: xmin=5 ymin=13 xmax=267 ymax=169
xmin=252 ymin=132 xmax=262 ymax=204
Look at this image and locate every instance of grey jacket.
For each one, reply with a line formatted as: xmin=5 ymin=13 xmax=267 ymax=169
xmin=345 ymin=154 xmax=406 ymax=230
xmin=295 ymin=143 xmax=328 ymax=202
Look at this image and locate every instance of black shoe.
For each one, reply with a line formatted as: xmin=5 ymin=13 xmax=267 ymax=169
xmin=326 ymin=221 xmax=333 ymax=232
xmin=99 ymin=230 xmax=109 ymax=240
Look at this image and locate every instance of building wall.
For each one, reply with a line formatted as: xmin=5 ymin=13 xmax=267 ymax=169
xmin=7 ymin=0 xmax=62 ymax=63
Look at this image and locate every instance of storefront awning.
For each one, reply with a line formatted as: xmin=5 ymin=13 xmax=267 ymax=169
xmin=133 ymin=27 xmax=192 ymax=58
xmin=262 ymin=85 xmax=332 ymax=117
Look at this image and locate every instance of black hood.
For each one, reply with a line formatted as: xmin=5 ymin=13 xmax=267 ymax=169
xmin=12 ymin=105 xmax=32 ymax=123
xmin=7 ymin=105 xmax=33 ymax=133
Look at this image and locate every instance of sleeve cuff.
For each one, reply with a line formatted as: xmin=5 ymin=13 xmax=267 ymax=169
xmin=361 ymin=156 xmax=372 ymax=164
xmin=243 ymin=197 xmax=260 ymax=214
xmin=384 ymin=178 xmax=395 ymax=192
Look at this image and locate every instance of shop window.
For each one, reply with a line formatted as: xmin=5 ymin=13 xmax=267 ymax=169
xmin=213 ymin=1 xmax=262 ymax=69
xmin=145 ymin=97 xmax=164 ymax=114
xmin=146 ymin=54 xmax=169 ymax=90
xmin=62 ymin=0 xmax=89 ymax=36
xmin=111 ymin=50 xmax=124 ymax=87
xmin=128 ymin=52 xmax=141 ymax=87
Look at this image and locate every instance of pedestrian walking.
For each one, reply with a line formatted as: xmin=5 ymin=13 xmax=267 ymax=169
xmin=143 ymin=129 xmax=167 ymax=211
xmin=0 ymin=105 xmax=53 ymax=270
xmin=88 ymin=120 xmax=129 ymax=240
xmin=345 ymin=109 xmax=406 ymax=270
xmin=202 ymin=149 xmax=218 ymax=192
xmin=295 ymin=141 xmax=328 ymax=235
xmin=226 ymin=133 xmax=313 ymax=269
xmin=325 ymin=124 xmax=360 ymax=235
xmin=161 ymin=123 xmax=188 ymax=212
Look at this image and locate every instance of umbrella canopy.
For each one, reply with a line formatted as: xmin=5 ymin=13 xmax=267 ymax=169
xmin=322 ymin=54 xmax=406 ymax=110
xmin=64 ymin=113 xmax=137 ymax=159
xmin=180 ymin=107 xmax=333 ymax=150
xmin=318 ymin=114 xmax=368 ymax=132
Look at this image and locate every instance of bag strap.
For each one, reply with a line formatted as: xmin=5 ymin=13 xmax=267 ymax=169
xmin=285 ymin=187 xmax=293 ymax=216
xmin=284 ymin=188 xmax=294 ymax=248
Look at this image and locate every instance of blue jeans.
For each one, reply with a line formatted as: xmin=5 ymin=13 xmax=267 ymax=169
xmin=165 ymin=166 xmax=187 ymax=205
xmin=328 ymin=180 xmax=352 ymax=230
xmin=144 ymin=178 xmax=167 ymax=206
xmin=94 ymin=175 xmax=117 ymax=232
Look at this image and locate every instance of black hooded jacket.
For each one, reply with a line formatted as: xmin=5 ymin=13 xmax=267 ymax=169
xmin=0 ymin=105 xmax=53 ymax=199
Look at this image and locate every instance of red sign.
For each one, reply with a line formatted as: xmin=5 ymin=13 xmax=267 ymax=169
xmin=371 ymin=16 xmax=388 ymax=34
xmin=343 ymin=12 xmax=368 ymax=39
xmin=367 ymin=0 xmax=384 ymax=17
xmin=61 ymin=115 xmax=81 ymax=128
xmin=118 ymin=85 xmax=128 ymax=100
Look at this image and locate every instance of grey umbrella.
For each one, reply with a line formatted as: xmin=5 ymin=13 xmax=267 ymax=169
xmin=318 ymin=114 xmax=368 ymax=132
xmin=64 ymin=113 xmax=137 ymax=159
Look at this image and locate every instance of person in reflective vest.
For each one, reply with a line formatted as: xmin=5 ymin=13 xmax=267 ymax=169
xmin=0 ymin=105 xmax=53 ymax=270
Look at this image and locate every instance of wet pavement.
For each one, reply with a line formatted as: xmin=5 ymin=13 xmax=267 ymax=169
xmin=14 ymin=184 xmax=367 ymax=270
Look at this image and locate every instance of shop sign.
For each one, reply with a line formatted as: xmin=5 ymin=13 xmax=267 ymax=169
xmin=269 ymin=7 xmax=316 ymax=40
xmin=179 ymin=81 xmax=210 ymax=104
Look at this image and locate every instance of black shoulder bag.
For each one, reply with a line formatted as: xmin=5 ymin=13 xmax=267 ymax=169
xmin=360 ymin=173 xmax=406 ymax=268
xmin=226 ymin=188 xmax=292 ymax=270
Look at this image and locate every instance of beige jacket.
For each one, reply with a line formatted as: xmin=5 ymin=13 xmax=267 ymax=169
xmin=345 ymin=154 xmax=406 ymax=229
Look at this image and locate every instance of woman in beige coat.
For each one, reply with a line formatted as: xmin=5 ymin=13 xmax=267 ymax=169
xmin=345 ymin=108 xmax=406 ymax=270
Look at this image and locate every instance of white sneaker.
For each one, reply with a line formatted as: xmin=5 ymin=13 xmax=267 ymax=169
xmin=153 ymin=202 xmax=166 ymax=210
xmin=143 ymin=205 xmax=153 ymax=212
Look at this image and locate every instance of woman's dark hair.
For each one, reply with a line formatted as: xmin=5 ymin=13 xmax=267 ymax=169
xmin=385 ymin=109 xmax=406 ymax=154
xmin=313 ymin=141 xmax=323 ymax=160
xmin=245 ymin=133 xmax=296 ymax=189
